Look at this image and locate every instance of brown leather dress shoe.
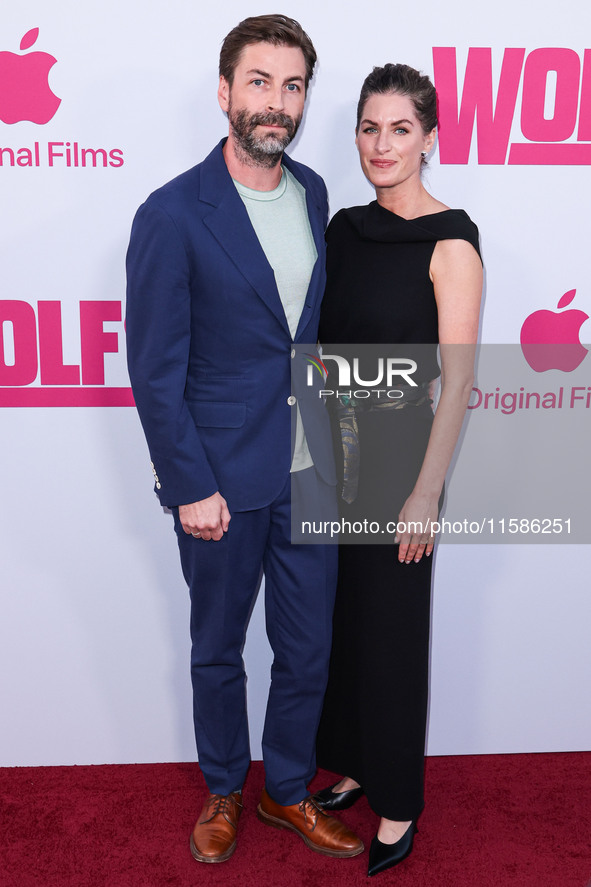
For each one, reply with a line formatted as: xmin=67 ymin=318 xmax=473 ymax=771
xmin=257 ymin=788 xmax=364 ymax=858
xmin=190 ymin=791 xmax=243 ymax=863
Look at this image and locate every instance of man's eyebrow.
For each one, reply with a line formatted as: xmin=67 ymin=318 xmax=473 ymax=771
xmin=246 ymin=68 xmax=272 ymax=79
xmin=245 ymin=68 xmax=305 ymax=83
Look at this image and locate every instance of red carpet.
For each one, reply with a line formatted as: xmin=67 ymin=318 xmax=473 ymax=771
xmin=1 ymin=754 xmax=590 ymax=886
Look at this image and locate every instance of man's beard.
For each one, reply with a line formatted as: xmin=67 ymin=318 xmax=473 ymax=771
xmin=228 ymin=104 xmax=301 ymax=168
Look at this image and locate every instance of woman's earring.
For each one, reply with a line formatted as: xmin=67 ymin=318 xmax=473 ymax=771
xmin=421 ymin=151 xmax=427 ymax=157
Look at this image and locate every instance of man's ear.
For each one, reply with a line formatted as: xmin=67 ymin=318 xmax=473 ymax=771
xmin=218 ymin=76 xmax=230 ymax=113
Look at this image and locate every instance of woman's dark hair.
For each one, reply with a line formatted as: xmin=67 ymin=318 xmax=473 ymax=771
xmin=356 ymin=63 xmax=438 ymax=134
xmin=219 ymin=14 xmax=317 ymax=89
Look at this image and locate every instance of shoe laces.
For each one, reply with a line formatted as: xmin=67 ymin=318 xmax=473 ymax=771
xmin=298 ymin=795 xmax=325 ymax=831
xmin=204 ymin=792 xmax=242 ymax=824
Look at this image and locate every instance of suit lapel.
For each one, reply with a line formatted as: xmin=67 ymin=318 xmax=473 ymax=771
xmin=200 ymin=141 xmax=290 ymax=335
xmin=199 ymin=141 xmax=326 ymax=341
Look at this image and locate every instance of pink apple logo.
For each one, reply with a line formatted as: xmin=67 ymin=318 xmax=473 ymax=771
xmin=520 ymin=289 xmax=589 ymax=372
xmin=0 ymin=28 xmax=61 ymax=124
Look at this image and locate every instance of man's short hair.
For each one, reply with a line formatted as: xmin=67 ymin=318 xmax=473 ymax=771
xmin=219 ymin=14 xmax=317 ymax=89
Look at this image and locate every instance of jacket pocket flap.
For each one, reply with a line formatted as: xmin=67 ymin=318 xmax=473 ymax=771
xmin=189 ymin=400 xmax=246 ymax=428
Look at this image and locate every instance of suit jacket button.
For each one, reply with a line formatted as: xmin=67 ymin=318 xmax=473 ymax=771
xmin=287 ymin=395 xmax=296 ymax=406
xmin=291 ymin=348 xmax=296 ymax=358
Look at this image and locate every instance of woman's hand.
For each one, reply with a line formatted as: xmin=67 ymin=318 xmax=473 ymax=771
xmin=395 ymin=491 xmax=439 ymax=563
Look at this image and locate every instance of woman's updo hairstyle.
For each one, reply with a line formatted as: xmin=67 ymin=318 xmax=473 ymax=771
xmin=355 ymin=63 xmax=438 ymax=136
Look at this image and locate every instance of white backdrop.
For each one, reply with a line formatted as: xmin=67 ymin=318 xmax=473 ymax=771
xmin=1 ymin=0 xmax=590 ymax=767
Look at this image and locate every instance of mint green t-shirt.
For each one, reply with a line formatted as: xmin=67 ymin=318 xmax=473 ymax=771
xmin=234 ymin=167 xmax=317 ymax=472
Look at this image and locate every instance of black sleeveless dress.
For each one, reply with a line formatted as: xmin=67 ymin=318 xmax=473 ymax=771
xmin=316 ymin=201 xmax=481 ymax=821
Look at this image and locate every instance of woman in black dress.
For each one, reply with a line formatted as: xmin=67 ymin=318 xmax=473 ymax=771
xmin=314 ymin=64 xmax=483 ymax=876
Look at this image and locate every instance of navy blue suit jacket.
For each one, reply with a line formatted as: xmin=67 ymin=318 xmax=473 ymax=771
xmin=126 ymin=139 xmax=335 ymax=511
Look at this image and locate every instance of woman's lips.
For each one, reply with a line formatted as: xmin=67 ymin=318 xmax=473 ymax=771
xmin=371 ymin=159 xmax=396 ymax=168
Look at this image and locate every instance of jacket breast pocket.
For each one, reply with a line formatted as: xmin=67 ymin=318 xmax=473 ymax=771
xmin=188 ymin=400 xmax=246 ymax=428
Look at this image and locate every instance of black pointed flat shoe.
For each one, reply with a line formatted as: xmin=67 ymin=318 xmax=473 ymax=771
xmin=367 ymin=821 xmax=417 ymax=876
xmin=312 ymin=782 xmax=364 ymax=811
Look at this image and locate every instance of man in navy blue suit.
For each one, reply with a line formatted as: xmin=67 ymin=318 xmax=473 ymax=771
xmin=126 ymin=15 xmax=362 ymax=864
